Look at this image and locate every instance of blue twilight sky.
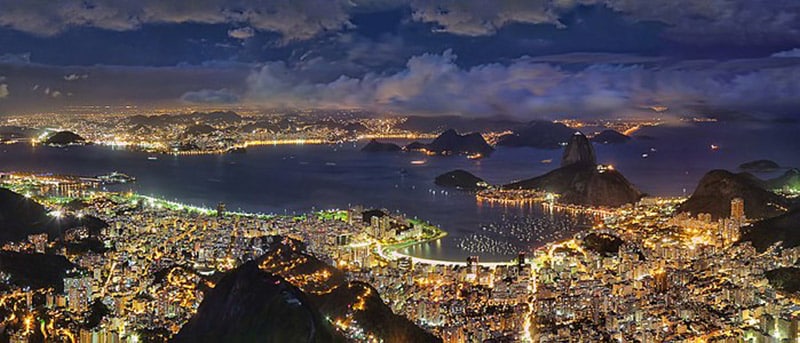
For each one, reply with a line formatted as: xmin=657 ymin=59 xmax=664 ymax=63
xmin=0 ymin=0 xmax=799 ymax=120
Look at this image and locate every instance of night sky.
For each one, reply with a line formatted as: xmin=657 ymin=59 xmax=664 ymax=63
xmin=0 ymin=1 xmax=799 ymax=120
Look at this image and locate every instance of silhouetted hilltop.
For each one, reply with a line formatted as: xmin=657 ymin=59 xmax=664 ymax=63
xmin=496 ymin=121 xmax=575 ymax=149
xmin=677 ymin=170 xmax=788 ymax=220
xmin=172 ymin=261 xmax=345 ymax=343
xmin=43 ymin=131 xmax=86 ymax=146
xmin=505 ymin=163 xmax=643 ymax=207
xmin=503 ymin=132 xmax=642 ymax=207
xmin=590 ymin=130 xmax=630 ymax=144
xmin=361 ymin=139 xmax=401 ymax=152
xmin=0 ymin=251 xmax=76 ymax=292
xmin=739 ymin=209 xmax=800 ymax=252
xmin=765 ymin=267 xmax=800 ymax=294
xmin=739 ymin=159 xmax=780 ymax=173
xmin=256 ymin=239 xmax=441 ymax=343
xmin=582 ymin=232 xmax=624 ymax=257
xmin=177 ymin=238 xmax=439 ymax=342
xmin=561 ymin=132 xmax=596 ymax=167
xmin=407 ymin=129 xmax=493 ymax=156
xmin=767 ymin=168 xmax=800 ymax=190
xmin=0 ymin=187 xmax=108 ymax=244
xmin=435 ymin=170 xmax=487 ymax=190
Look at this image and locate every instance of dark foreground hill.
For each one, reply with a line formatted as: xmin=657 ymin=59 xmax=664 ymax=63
xmin=739 ymin=209 xmax=800 ymax=252
xmin=0 ymin=251 xmax=76 ymax=292
xmin=176 ymin=239 xmax=440 ymax=343
xmin=677 ymin=170 xmax=789 ymax=220
xmin=0 ymin=187 xmax=108 ymax=244
xmin=172 ymin=261 xmax=345 ymax=343
xmin=765 ymin=267 xmax=800 ymax=294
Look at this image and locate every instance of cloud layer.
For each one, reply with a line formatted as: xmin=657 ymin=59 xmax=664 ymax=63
xmin=0 ymin=0 xmax=798 ymax=45
xmin=245 ymin=51 xmax=800 ymax=119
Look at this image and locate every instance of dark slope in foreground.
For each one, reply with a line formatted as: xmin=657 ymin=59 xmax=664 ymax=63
xmin=765 ymin=267 xmax=800 ymax=294
xmin=0 ymin=251 xmax=76 ymax=292
xmin=177 ymin=239 xmax=439 ymax=343
xmin=677 ymin=170 xmax=789 ymax=220
xmin=0 ymin=187 xmax=108 ymax=244
xmin=739 ymin=209 xmax=800 ymax=252
xmin=172 ymin=261 xmax=344 ymax=343
xmin=256 ymin=240 xmax=440 ymax=343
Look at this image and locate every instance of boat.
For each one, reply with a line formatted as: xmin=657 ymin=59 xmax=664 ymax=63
xmin=541 ymin=159 xmax=552 ymax=164
xmin=410 ymin=160 xmax=426 ymax=165
xmin=325 ymin=162 xmax=337 ymax=166
xmin=710 ymin=144 xmax=719 ymax=151
xmin=147 ymin=156 xmax=158 ymax=160
xmin=641 ymin=153 xmax=649 ymax=158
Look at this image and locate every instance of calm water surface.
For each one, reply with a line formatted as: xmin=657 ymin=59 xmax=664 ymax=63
xmin=1 ymin=122 xmax=798 ymax=261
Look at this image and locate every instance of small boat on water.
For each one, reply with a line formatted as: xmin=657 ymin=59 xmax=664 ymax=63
xmin=147 ymin=156 xmax=158 ymax=160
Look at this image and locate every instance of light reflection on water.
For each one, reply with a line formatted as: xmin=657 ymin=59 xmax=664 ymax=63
xmin=1 ymin=122 xmax=798 ymax=261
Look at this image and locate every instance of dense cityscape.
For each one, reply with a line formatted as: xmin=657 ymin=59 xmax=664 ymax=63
xmin=2 ymin=1 xmax=800 ymax=342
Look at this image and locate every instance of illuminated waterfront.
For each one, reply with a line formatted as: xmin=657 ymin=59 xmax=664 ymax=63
xmin=2 ymin=122 xmax=800 ymax=262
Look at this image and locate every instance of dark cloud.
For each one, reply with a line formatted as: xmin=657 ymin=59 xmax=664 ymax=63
xmin=0 ymin=0 xmax=355 ymax=41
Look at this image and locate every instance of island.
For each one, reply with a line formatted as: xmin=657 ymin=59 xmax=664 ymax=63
xmin=42 ymin=131 xmax=87 ymax=146
xmin=502 ymin=132 xmax=643 ymax=207
xmin=739 ymin=159 xmax=780 ymax=173
xmin=405 ymin=129 xmax=493 ymax=157
xmin=361 ymin=139 xmax=402 ymax=152
xmin=590 ymin=130 xmax=631 ymax=144
xmin=435 ymin=170 xmax=488 ymax=190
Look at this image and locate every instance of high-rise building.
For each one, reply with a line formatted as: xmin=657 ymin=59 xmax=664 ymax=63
xmin=730 ymin=197 xmax=745 ymax=221
xmin=216 ymin=202 xmax=226 ymax=217
xmin=64 ymin=271 xmax=93 ymax=313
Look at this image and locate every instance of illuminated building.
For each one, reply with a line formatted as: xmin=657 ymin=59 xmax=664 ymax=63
xmin=730 ymin=197 xmax=745 ymax=221
xmin=216 ymin=202 xmax=226 ymax=217
xmin=64 ymin=270 xmax=93 ymax=313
